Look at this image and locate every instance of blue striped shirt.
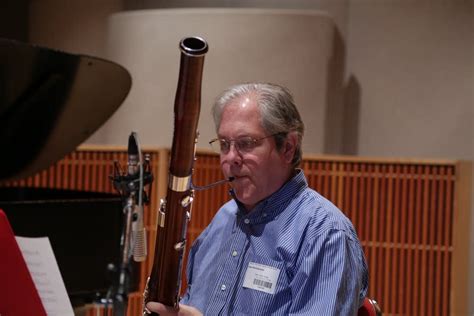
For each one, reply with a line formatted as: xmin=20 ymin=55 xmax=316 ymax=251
xmin=181 ymin=170 xmax=368 ymax=315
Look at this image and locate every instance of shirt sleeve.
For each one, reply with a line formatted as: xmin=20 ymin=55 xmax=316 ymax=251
xmin=288 ymin=228 xmax=368 ymax=315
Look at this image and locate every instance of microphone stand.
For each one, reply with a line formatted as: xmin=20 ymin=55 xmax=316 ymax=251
xmin=97 ymin=187 xmax=136 ymax=316
xmin=98 ymin=132 xmax=153 ymax=316
xmin=108 ymin=191 xmax=136 ymax=316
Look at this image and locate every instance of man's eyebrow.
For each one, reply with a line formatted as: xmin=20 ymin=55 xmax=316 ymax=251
xmin=217 ymin=134 xmax=253 ymax=139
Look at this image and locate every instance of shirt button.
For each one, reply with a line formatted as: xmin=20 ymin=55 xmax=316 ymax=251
xmin=221 ymin=284 xmax=226 ymax=291
xmin=232 ymin=250 xmax=238 ymax=257
xmin=262 ymin=213 xmax=267 ymax=217
xmin=244 ymin=219 xmax=250 ymax=224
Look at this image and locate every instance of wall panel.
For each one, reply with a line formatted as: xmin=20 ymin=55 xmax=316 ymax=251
xmin=0 ymin=147 xmax=470 ymax=315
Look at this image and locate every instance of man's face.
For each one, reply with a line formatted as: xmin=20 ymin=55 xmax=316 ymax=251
xmin=218 ymin=96 xmax=293 ymax=211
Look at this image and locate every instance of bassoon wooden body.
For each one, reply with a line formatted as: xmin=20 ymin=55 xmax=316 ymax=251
xmin=144 ymin=36 xmax=208 ymax=314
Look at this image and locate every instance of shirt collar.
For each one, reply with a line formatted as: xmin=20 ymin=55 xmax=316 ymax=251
xmin=231 ymin=169 xmax=308 ymax=224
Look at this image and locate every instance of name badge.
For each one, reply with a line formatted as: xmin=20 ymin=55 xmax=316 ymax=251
xmin=242 ymin=262 xmax=280 ymax=294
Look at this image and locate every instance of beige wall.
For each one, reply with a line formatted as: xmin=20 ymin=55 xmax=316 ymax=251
xmin=347 ymin=1 xmax=473 ymax=160
xmin=28 ymin=0 xmax=123 ymax=57
xmin=86 ymin=9 xmax=339 ymax=154
xmin=123 ymin=0 xmax=351 ymax=38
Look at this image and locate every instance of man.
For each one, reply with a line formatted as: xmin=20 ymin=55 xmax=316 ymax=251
xmin=147 ymin=83 xmax=368 ymax=315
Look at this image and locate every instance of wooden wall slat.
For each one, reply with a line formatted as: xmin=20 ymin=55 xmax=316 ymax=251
xmin=427 ymin=166 xmax=437 ymax=316
xmin=382 ymin=165 xmax=393 ymax=310
xmin=370 ymin=166 xmax=385 ymax=308
xmin=420 ymin=165 xmax=429 ymax=316
xmin=398 ymin=165 xmax=407 ymax=314
xmin=391 ymin=165 xmax=400 ymax=314
xmin=436 ymin=167 xmax=443 ymax=316
xmin=441 ymin=166 xmax=449 ymax=316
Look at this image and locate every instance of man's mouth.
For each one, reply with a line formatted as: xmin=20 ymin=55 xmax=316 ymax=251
xmin=230 ymin=175 xmax=249 ymax=183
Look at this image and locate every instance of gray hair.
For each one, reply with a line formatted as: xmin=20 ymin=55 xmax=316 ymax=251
xmin=212 ymin=83 xmax=305 ymax=168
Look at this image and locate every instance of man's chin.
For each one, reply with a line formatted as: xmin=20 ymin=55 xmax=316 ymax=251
xmin=233 ymin=191 xmax=257 ymax=206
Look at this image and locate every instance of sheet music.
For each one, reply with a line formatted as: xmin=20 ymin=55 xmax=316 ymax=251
xmin=15 ymin=236 xmax=75 ymax=316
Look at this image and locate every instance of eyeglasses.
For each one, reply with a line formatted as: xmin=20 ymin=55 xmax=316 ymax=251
xmin=209 ymin=133 xmax=281 ymax=154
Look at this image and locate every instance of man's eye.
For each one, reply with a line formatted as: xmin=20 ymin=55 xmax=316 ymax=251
xmin=220 ymin=140 xmax=230 ymax=150
xmin=238 ymin=138 xmax=256 ymax=150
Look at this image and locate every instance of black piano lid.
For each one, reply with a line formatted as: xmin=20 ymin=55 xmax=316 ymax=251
xmin=0 ymin=38 xmax=132 ymax=180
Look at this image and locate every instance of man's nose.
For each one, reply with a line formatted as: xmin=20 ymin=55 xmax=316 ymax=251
xmin=225 ymin=143 xmax=242 ymax=165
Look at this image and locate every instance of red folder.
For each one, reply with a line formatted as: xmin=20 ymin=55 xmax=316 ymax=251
xmin=0 ymin=209 xmax=47 ymax=316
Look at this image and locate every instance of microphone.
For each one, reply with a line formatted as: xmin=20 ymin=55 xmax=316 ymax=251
xmin=127 ymin=133 xmax=139 ymax=179
xmin=128 ymin=132 xmax=147 ymax=262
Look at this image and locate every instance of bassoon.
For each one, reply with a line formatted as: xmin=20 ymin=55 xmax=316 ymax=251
xmin=143 ymin=36 xmax=208 ymax=314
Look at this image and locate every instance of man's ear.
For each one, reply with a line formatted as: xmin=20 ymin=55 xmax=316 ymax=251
xmin=282 ymin=132 xmax=298 ymax=164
